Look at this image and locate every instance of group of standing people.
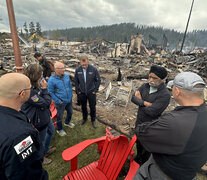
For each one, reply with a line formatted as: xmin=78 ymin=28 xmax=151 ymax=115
xmin=0 ymin=50 xmax=207 ymax=179
xmin=0 ymin=52 xmax=101 ymax=179
xmin=132 ymin=65 xmax=207 ymax=180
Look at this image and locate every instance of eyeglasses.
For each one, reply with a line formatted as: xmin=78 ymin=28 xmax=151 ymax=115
xmin=19 ymin=87 xmax=31 ymax=95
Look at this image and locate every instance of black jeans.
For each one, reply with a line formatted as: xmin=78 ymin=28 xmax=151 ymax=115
xmin=135 ymin=139 xmax=151 ymax=165
xmin=79 ymin=92 xmax=96 ymax=122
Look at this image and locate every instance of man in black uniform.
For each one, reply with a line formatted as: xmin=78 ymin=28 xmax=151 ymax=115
xmin=131 ymin=65 xmax=171 ymax=165
xmin=133 ymin=72 xmax=207 ymax=180
xmin=0 ymin=73 xmax=48 ymax=180
xmin=75 ymin=55 xmax=101 ymax=128
xmin=34 ymin=52 xmax=51 ymax=80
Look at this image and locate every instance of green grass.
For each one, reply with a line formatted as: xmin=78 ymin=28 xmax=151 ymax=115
xmin=44 ymin=110 xmax=107 ymax=180
xmin=44 ymin=110 xmax=207 ymax=180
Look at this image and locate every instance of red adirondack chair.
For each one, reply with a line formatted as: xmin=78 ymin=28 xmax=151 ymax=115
xmin=50 ymin=101 xmax=57 ymax=127
xmin=62 ymin=131 xmax=139 ymax=180
xmin=124 ymin=157 xmax=140 ymax=180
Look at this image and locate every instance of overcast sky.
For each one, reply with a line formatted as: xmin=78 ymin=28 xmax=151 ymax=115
xmin=0 ymin=0 xmax=207 ymax=33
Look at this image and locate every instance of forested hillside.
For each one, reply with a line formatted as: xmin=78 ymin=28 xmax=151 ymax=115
xmin=43 ymin=23 xmax=207 ymax=49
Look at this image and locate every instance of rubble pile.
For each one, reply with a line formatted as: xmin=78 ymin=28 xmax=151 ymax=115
xmin=1 ymin=35 xmax=207 ymax=137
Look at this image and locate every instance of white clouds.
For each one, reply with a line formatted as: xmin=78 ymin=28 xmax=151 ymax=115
xmin=0 ymin=0 xmax=207 ymax=32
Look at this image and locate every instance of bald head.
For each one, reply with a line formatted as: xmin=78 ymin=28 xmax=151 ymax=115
xmin=54 ymin=62 xmax=64 ymax=69
xmin=54 ymin=62 xmax=65 ymax=76
xmin=0 ymin=73 xmax=30 ymax=99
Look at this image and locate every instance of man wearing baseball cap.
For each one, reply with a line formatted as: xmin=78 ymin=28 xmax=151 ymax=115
xmin=131 ymin=65 xmax=171 ymax=165
xmin=133 ymin=72 xmax=207 ymax=180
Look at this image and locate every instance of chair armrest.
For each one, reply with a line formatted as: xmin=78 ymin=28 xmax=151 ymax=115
xmin=124 ymin=160 xmax=140 ymax=180
xmin=62 ymin=136 xmax=106 ymax=161
xmin=50 ymin=102 xmax=57 ymax=119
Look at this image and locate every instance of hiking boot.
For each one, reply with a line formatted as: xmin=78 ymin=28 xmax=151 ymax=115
xmin=45 ymin=147 xmax=56 ymax=157
xmin=56 ymin=129 xmax=67 ymax=136
xmin=43 ymin=157 xmax=52 ymax=165
xmin=64 ymin=122 xmax=75 ymax=128
xmin=80 ymin=119 xmax=87 ymax=126
xmin=92 ymin=121 xmax=98 ymax=128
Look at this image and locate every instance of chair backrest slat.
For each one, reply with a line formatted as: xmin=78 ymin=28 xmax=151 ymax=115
xmin=105 ymin=136 xmax=129 ymax=179
xmin=102 ymin=137 xmax=127 ymax=175
xmin=97 ymin=135 xmax=137 ymax=180
xmin=111 ymin=135 xmax=137 ymax=180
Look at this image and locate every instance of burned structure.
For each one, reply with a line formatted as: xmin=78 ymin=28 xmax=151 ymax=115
xmin=1 ymin=31 xmax=207 ymax=137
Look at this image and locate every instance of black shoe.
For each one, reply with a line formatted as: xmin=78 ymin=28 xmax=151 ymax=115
xmin=80 ymin=119 xmax=87 ymax=125
xmin=92 ymin=121 xmax=98 ymax=128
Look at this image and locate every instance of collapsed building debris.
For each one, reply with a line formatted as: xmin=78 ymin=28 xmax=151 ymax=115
xmin=1 ymin=33 xmax=207 ymax=137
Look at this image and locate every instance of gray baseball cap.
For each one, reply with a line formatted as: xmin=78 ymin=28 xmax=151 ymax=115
xmin=167 ymin=72 xmax=205 ymax=91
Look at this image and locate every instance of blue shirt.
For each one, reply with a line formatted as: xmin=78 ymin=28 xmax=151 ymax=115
xmin=83 ymin=69 xmax=86 ymax=83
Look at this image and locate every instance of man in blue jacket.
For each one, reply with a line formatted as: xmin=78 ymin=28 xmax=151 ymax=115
xmin=75 ymin=55 xmax=101 ymax=128
xmin=48 ymin=62 xmax=74 ymax=136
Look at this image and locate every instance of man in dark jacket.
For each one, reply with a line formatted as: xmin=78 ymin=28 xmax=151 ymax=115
xmin=0 ymin=73 xmax=48 ymax=180
xmin=131 ymin=65 xmax=170 ymax=165
xmin=34 ymin=52 xmax=51 ymax=80
xmin=133 ymin=72 xmax=207 ymax=180
xmin=75 ymin=55 xmax=101 ymax=128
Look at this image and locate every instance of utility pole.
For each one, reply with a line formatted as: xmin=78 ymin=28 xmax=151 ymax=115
xmin=6 ymin=0 xmax=23 ymax=73
xmin=180 ymin=0 xmax=195 ymax=53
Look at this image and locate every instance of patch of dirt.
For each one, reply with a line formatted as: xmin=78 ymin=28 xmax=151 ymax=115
xmin=72 ymin=79 xmax=177 ymax=138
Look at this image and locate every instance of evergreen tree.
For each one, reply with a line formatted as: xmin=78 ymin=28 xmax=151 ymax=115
xmin=20 ymin=29 xmax=24 ymax=38
xmin=43 ymin=23 xmax=207 ymax=49
xmin=23 ymin=22 xmax=29 ymax=38
xmin=52 ymin=30 xmax=61 ymax=40
xmin=36 ymin=22 xmax=42 ymax=36
xmin=29 ymin=21 xmax=35 ymax=36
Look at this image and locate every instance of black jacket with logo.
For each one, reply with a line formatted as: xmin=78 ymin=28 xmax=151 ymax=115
xmin=0 ymin=106 xmax=48 ymax=180
xmin=21 ymin=88 xmax=51 ymax=131
xmin=75 ymin=64 xmax=101 ymax=94
xmin=136 ymin=103 xmax=207 ymax=180
xmin=131 ymin=82 xmax=171 ymax=127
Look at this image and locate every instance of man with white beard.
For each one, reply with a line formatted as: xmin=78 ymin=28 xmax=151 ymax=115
xmin=131 ymin=65 xmax=171 ymax=165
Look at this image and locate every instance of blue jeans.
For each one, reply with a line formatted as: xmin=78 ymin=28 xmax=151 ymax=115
xmin=55 ymin=102 xmax=73 ymax=131
xmin=43 ymin=119 xmax=55 ymax=154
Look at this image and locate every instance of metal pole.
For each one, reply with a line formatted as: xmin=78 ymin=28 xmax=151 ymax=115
xmin=180 ymin=0 xmax=195 ymax=53
xmin=6 ymin=0 xmax=23 ymax=73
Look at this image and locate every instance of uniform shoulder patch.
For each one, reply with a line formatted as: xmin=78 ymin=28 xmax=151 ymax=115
xmin=14 ymin=136 xmax=36 ymax=162
xmin=31 ymin=95 xmax=39 ymax=102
